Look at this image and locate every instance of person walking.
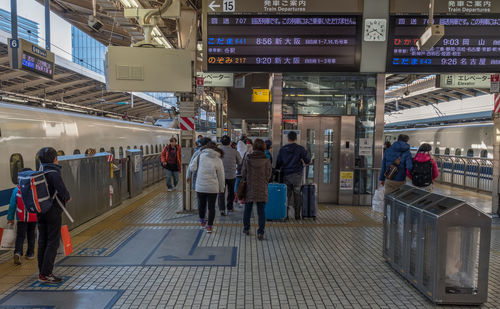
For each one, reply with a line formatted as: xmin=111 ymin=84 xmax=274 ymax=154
xmin=407 ymin=143 xmax=439 ymax=191
xmin=36 ymin=147 xmax=71 ymax=284
xmin=219 ymin=136 xmax=242 ymax=215
xmin=161 ymin=137 xmax=182 ymax=192
xmin=379 ymin=134 xmax=413 ymax=194
xmin=7 ymin=168 xmax=37 ymax=265
xmin=188 ymin=142 xmax=225 ymax=233
xmin=187 ymin=137 xmax=212 ymax=189
xmin=237 ymin=135 xmax=248 ymax=159
xmin=276 ymin=131 xmax=311 ymax=220
xmin=242 ymin=139 xmax=272 ymax=240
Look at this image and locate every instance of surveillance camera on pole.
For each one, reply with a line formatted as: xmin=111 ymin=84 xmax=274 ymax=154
xmin=417 ymin=0 xmax=444 ymax=51
xmin=88 ymin=15 xmax=104 ymax=32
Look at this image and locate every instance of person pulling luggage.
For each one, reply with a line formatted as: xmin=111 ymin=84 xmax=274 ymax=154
xmin=276 ymin=131 xmax=311 ymax=220
xmin=407 ymin=143 xmax=439 ymax=191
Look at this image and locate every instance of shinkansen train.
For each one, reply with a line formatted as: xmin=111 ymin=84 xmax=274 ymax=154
xmin=384 ymin=122 xmax=493 ymax=159
xmin=0 ymin=102 xmax=207 ymax=217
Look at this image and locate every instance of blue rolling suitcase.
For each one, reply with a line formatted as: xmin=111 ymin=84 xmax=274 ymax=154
xmin=265 ymin=183 xmax=287 ymax=220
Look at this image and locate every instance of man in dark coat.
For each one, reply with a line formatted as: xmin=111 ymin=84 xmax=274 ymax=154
xmin=379 ymin=134 xmax=413 ymax=193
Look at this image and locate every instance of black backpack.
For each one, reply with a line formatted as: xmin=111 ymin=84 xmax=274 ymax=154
xmin=411 ymin=159 xmax=433 ymax=187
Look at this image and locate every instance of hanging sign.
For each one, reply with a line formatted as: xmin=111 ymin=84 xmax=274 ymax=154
xmin=491 ymin=74 xmax=500 ymax=93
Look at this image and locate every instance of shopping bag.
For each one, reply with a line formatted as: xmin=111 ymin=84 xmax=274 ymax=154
xmin=372 ymin=187 xmax=385 ymax=213
xmin=0 ymin=224 xmax=16 ymax=250
xmin=60 ymin=225 xmax=73 ymax=256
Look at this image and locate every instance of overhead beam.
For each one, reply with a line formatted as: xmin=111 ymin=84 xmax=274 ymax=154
xmin=440 ymin=91 xmax=462 ymax=100
xmin=79 ymin=93 xmax=125 ymax=105
xmin=473 ymin=88 xmax=491 ymax=95
xmin=452 ymin=88 xmax=476 ymax=97
xmin=0 ymin=71 xmax=30 ymax=81
xmin=47 ymin=85 xmax=99 ymax=100
xmin=3 ymin=72 xmax=75 ymax=92
xmin=27 ymin=79 xmax=90 ymax=96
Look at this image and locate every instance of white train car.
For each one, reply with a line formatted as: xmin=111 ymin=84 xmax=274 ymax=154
xmin=0 ymin=102 xmax=202 ymax=218
xmin=384 ymin=122 xmax=493 ymax=158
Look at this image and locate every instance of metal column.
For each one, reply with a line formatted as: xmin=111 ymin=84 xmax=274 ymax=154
xmin=374 ymin=74 xmax=386 ymax=190
xmin=10 ymin=0 xmax=18 ymax=67
xmin=271 ymin=73 xmax=283 ymax=164
xmin=45 ymin=0 xmax=51 ymax=50
xmin=493 ymin=115 xmax=500 ymax=215
xmin=216 ymin=92 xmax=223 ymax=140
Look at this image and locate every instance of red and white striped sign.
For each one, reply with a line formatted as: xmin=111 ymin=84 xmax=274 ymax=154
xmin=106 ymin=154 xmax=114 ymax=162
xmin=494 ymin=94 xmax=500 ymax=115
xmin=179 ymin=117 xmax=195 ymax=131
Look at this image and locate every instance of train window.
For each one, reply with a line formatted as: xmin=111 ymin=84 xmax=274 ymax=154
xmin=57 ymin=150 xmax=65 ymax=156
xmin=73 ymin=149 xmax=81 ymax=155
xmin=127 ymin=146 xmax=131 ymax=150
xmin=99 ymin=147 xmax=105 ymax=153
xmin=110 ymin=147 xmax=116 ymax=158
xmin=10 ymin=154 xmax=24 ymax=184
xmin=140 ymin=145 xmax=144 ymax=154
xmin=119 ymin=147 xmax=124 ymax=158
xmin=134 ymin=145 xmax=137 ymax=149
xmin=455 ymin=149 xmax=462 ymax=156
xmin=155 ymin=145 xmax=159 ymax=153
xmin=150 ymin=145 xmax=153 ymax=153
xmin=480 ymin=150 xmax=488 ymax=158
xmin=467 ymin=149 xmax=474 ymax=157
xmin=444 ymin=148 xmax=450 ymax=155
xmin=434 ymin=148 xmax=440 ymax=155
xmin=145 ymin=146 xmax=149 ymax=155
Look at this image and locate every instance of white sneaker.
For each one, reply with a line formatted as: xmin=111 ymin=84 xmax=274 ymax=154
xmin=167 ymin=188 xmax=173 ymax=192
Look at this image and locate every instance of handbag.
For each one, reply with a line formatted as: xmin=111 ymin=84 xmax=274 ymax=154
xmin=0 ymin=224 xmax=16 ymax=250
xmin=236 ymin=179 xmax=247 ymax=200
xmin=384 ymin=156 xmax=401 ymax=180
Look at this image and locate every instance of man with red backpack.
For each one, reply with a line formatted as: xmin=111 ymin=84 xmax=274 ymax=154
xmin=407 ymin=143 xmax=439 ymax=191
xmin=7 ymin=168 xmax=37 ymax=265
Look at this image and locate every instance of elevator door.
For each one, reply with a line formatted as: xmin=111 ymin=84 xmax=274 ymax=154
xmin=298 ymin=116 xmax=340 ymax=204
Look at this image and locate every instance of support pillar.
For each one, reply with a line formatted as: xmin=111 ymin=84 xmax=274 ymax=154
xmin=178 ymin=93 xmax=197 ymax=214
xmin=10 ymin=0 xmax=18 ymax=67
xmin=216 ymin=92 xmax=223 ymax=140
xmin=373 ymin=74 xmax=386 ymax=191
xmin=271 ymin=73 xmax=283 ymax=165
xmin=493 ymin=107 xmax=500 ymax=215
xmin=45 ymin=0 xmax=51 ymax=50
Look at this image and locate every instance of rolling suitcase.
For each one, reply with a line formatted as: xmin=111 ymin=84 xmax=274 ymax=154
xmin=265 ymin=183 xmax=287 ymax=220
xmin=301 ymin=184 xmax=317 ymax=219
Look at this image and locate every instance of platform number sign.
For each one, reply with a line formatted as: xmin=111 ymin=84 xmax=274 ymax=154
xmin=9 ymin=38 xmax=19 ymax=49
xmin=223 ymin=0 xmax=235 ymax=12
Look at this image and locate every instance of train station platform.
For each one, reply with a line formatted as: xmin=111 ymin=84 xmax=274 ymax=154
xmin=0 ymin=183 xmax=498 ymax=308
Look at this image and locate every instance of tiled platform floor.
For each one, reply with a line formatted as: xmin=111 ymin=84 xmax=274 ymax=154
xmin=0 ymin=183 xmax=498 ymax=308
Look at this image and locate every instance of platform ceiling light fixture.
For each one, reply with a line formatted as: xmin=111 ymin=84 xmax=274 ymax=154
xmin=152 ymin=26 xmax=173 ymax=48
xmin=119 ymin=0 xmax=139 ymax=8
xmin=416 ymin=0 xmax=445 ymax=51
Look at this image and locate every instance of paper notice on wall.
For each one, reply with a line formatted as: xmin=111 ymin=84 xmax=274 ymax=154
xmin=359 ymin=138 xmax=373 ymax=156
xmin=340 ymin=171 xmax=354 ymax=190
xmin=134 ymin=155 xmax=141 ymax=173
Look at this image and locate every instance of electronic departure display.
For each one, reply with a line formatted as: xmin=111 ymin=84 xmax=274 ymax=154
xmin=21 ymin=52 xmax=54 ymax=79
xmin=205 ymin=15 xmax=361 ymax=72
xmin=387 ymin=15 xmax=500 ymax=72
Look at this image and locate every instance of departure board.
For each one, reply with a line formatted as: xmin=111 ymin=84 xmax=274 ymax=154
xmin=21 ymin=52 xmax=54 ymax=79
xmin=387 ymin=15 xmax=500 ymax=72
xmin=205 ymin=15 xmax=361 ymax=72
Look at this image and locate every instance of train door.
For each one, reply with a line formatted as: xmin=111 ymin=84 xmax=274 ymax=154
xmin=298 ymin=116 xmax=341 ymax=204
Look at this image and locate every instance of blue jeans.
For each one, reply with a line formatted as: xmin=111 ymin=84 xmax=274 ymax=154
xmin=243 ymin=202 xmax=266 ymax=235
xmin=166 ymin=169 xmax=179 ymax=189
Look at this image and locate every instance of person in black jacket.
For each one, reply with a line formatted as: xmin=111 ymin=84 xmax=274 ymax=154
xmin=37 ymin=147 xmax=71 ymax=284
xmin=276 ymin=131 xmax=311 ymax=220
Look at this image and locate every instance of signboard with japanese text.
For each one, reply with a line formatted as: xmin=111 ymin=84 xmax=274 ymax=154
xmin=437 ymin=74 xmax=493 ymax=88
xmin=203 ymin=0 xmax=363 ymax=14
xmin=252 ymin=89 xmax=271 ymax=102
xmin=197 ymin=72 xmax=234 ymax=87
xmin=205 ymin=15 xmax=362 ymax=72
xmin=387 ymin=15 xmax=500 ymax=72
xmin=8 ymin=38 xmax=55 ymax=79
xmin=390 ymin=0 xmax=500 ymax=14
xmin=340 ymin=172 xmax=354 ymax=190
xmin=492 ymin=74 xmax=500 ymax=93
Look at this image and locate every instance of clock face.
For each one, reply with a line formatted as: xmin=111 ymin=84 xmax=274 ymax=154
xmin=364 ymin=19 xmax=387 ymax=42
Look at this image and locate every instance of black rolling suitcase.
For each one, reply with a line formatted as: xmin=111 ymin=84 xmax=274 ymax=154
xmin=301 ymin=184 xmax=317 ymax=219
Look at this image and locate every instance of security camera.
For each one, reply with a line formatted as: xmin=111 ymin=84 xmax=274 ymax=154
xmin=88 ymin=15 xmax=104 ymax=32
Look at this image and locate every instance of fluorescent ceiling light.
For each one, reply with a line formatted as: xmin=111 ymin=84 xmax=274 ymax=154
xmin=152 ymin=26 xmax=173 ymax=48
xmin=206 ymin=96 xmax=216 ymax=106
xmin=119 ymin=0 xmax=139 ymax=8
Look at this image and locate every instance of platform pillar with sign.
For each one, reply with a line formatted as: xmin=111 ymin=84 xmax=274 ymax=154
xmin=492 ymin=74 xmax=500 ymax=215
xmin=178 ymin=94 xmax=197 ymax=214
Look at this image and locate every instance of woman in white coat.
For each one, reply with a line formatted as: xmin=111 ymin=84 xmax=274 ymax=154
xmin=188 ymin=142 xmax=225 ymax=233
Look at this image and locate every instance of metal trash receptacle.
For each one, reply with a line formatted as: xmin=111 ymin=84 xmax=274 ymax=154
xmin=384 ymin=185 xmax=491 ymax=305
xmin=127 ymin=149 xmax=143 ymax=198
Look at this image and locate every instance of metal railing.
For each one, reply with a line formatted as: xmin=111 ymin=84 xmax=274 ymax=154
xmin=142 ymin=154 xmax=165 ymax=189
xmin=434 ymin=155 xmax=493 ymax=192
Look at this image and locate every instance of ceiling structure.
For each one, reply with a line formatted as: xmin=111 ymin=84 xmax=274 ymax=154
xmin=384 ymin=74 xmax=492 ymax=114
xmin=35 ymin=0 xmax=203 ymax=48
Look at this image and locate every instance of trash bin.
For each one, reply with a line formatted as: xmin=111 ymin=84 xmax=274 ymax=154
xmin=383 ymin=185 xmax=491 ymax=305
